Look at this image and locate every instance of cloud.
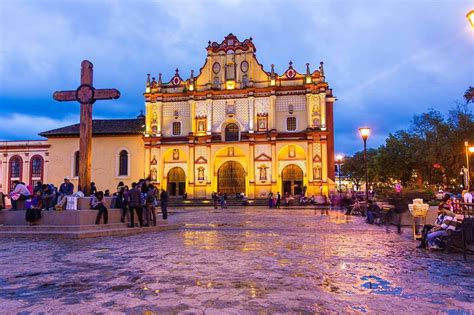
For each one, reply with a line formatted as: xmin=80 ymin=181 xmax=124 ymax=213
xmin=0 ymin=0 xmax=472 ymax=154
xmin=0 ymin=114 xmax=79 ymax=140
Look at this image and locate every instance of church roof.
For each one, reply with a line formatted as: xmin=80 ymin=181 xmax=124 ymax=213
xmin=39 ymin=118 xmax=145 ymax=138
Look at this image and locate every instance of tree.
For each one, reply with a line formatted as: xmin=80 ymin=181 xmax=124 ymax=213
xmin=343 ymin=149 xmax=378 ymax=190
xmin=376 ymin=130 xmax=420 ymax=186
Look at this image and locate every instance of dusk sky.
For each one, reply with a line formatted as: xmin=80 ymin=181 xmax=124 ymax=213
xmin=0 ymin=0 xmax=472 ymax=154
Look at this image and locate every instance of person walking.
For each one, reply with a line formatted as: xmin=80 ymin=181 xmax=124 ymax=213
xmin=276 ymin=192 xmax=281 ymax=208
xmin=128 ymin=182 xmax=143 ymax=227
xmin=145 ymin=184 xmax=157 ymax=226
xmin=115 ymin=182 xmax=128 ymax=223
xmin=91 ymin=191 xmax=108 ymax=224
xmin=268 ymin=192 xmax=274 ymax=209
xmin=160 ymin=188 xmax=169 ymax=220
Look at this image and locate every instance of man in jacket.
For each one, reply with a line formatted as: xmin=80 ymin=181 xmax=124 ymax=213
xmin=56 ymin=177 xmax=74 ymax=210
xmin=160 ymin=189 xmax=169 ymax=220
xmin=127 ymin=182 xmax=143 ymax=227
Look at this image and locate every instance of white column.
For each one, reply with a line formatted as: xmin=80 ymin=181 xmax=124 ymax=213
xmin=157 ymin=101 xmax=163 ymax=136
xmin=322 ymin=141 xmax=328 ymax=181
xmin=320 ymin=94 xmax=326 ymax=130
xmin=207 ymin=99 xmax=212 ymax=134
xmin=306 ymin=94 xmax=312 ymax=128
xmin=0 ymin=153 xmax=7 ymax=193
xmin=269 ymin=95 xmax=276 ymax=130
xmin=248 ymin=96 xmax=255 ymax=133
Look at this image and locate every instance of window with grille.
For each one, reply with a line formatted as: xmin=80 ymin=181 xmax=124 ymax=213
xmin=119 ymin=150 xmax=128 ymax=176
xmin=10 ymin=157 xmax=21 ymax=178
xmin=287 ymin=117 xmax=297 ymax=131
xmin=225 ymin=123 xmax=239 ymax=142
xmin=74 ymin=151 xmax=80 ymax=177
xmin=31 ymin=156 xmax=43 ymax=178
xmin=172 ymin=122 xmax=181 ymax=135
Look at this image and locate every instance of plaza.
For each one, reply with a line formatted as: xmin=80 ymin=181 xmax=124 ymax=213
xmin=1 ymin=208 xmax=472 ymax=313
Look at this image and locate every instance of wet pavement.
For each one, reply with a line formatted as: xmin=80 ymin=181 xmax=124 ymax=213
xmin=0 ymin=208 xmax=473 ymax=314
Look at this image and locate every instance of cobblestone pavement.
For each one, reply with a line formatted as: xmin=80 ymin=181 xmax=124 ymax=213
xmin=0 ymin=208 xmax=473 ymax=314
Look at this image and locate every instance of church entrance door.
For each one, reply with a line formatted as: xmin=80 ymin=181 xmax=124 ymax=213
xmin=167 ymin=167 xmax=186 ymax=197
xmin=217 ymin=161 xmax=246 ymax=195
xmin=282 ymin=164 xmax=303 ymax=196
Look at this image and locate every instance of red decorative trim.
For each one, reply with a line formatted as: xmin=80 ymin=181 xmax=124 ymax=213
xmin=0 ymin=145 xmax=50 ymax=150
xmin=313 ymin=155 xmax=321 ymax=162
xmin=207 ymin=33 xmax=256 ymax=53
xmin=29 ymin=155 xmax=44 ymax=186
xmin=195 ymin=156 xmax=208 ymax=164
xmin=255 ymin=153 xmax=272 ymax=161
xmin=8 ymin=155 xmax=23 ymax=192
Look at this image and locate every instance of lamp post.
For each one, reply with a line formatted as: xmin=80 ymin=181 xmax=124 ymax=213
xmin=465 ymin=141 xmax=474 ymax=191
xmin=467 ymin=10 xmax=474 ymax=28
xmin=336 ymin=154 xmax=344 ymax=193
xmin=359 ymin=127 xmax=371 ymax=206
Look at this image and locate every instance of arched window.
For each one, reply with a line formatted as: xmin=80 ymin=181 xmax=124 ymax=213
xmin=225 ymin=123 xmax=239 ymax=142
xmin=74 ymin=151 xmax=80 ymax=177
xmin=9 ymin=155 xmax=22 ymax=192
xmin=119 ymin=150 xmax=128 ymax=176
xmin=30 ymin=155 xmax=43 ymax=186
xmin=172 ymin=122 xmax=181 ymax=135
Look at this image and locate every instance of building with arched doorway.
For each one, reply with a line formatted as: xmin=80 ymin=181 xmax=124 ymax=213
xmin=142 ymin=34 xmax=336 ymax=198
xmin=30 ymin=34 xmax=335 ymax=199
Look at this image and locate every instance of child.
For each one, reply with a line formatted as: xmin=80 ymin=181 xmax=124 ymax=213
xmin=25 ymin=190 xmax=43 ymax=225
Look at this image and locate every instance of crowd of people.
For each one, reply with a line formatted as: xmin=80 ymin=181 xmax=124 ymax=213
xmin=112 ymin=179 xmax=168 ymax=228
xmin=4 ymin=178 xmax=169 ymax=227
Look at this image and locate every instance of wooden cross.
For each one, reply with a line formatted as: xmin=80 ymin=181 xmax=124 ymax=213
xmin=53 ymin=60 xmax=120 ymax=196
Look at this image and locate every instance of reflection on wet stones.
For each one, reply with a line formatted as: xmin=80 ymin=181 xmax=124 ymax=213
xmin=0 ymin=208 xmax=472 ymax=313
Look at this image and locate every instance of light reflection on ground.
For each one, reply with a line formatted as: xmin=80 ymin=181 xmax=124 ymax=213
xmin=0 ymin=208 xmax=472 ymax=313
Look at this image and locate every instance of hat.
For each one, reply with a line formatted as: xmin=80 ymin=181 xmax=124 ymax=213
xmin=64 ymin=177 xmax=70 ymax=180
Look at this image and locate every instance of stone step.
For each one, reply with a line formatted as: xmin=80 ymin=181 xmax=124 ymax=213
xmin=169 ymin=199 xmax=268 ymax=207
xmin=0 ymin=223 xmax=181 ymax=239
xmin=0 ymin=223 xmax=129 ymax=232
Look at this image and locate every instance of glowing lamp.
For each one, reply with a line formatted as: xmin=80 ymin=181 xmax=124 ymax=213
xmin=189 ymin=84 xmax=194 ymax=91
xmin=226 ymin=80 xmax=235 ymax=90
xmin=305 ymin=77 xmax=312 ymax=84
xmin=469 ymin=146 xmax=474 ymax=153
xmin=270 ymin=79 xmax=276 ymax=86
xmin=359 ymin=127 xmax=370 ymax=140
xmin=467 ymin=10 xmax=474 ymax=28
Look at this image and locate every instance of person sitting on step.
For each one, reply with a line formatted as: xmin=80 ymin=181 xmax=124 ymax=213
xmin=8 ymin=180 xmax=31 ymax=210
xmin=91 ymin=191 xmax=108 ymax=225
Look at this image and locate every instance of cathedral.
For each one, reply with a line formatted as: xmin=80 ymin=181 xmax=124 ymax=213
xmin=1 ymin=34 xmax=336 ymax=199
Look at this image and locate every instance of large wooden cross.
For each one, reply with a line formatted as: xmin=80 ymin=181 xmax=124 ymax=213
xmin=53 ymin=60 xmax=120 ymax=196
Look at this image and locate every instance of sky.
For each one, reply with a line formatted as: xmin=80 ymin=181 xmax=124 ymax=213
xmin=0 ymin=0 xmax=473 ymax=154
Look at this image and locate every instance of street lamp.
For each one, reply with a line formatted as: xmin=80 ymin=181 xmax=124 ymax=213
xmin=336 ymin=154 xmax=344 ymax=193
xmin=465 ymin=141 xmax=474 ymax=191
xmin=359 ymin=127 xmax=371 ymax=206
xmin=467 ymin=10 xmax=474 ymax=28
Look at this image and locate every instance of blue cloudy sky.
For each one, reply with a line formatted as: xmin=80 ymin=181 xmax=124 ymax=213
xmin=0 ymin=0 xmax=473 ymax=154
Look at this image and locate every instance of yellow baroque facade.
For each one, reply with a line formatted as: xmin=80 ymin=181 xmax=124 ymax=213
xmin=143 ymin=34 xmax=336 ymax=199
